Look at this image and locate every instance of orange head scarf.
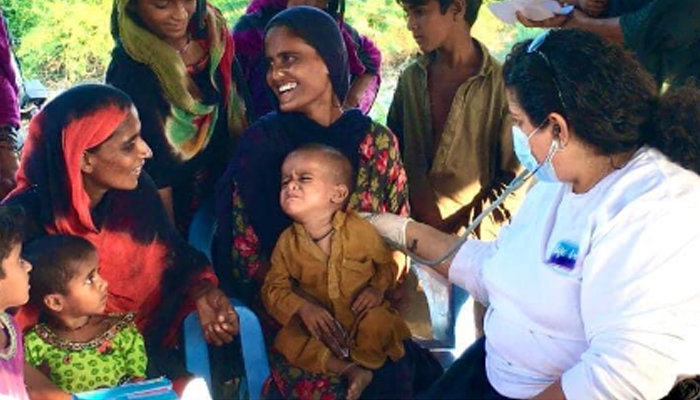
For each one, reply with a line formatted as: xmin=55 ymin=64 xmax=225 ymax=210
xmin=11 ymin=88 xmax=130 ymax=235
xmin=6 ymin=85 xmax=216 ymax=345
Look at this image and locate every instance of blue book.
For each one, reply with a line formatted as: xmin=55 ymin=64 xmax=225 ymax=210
xmin=72 ymin=377 xmax=178 ymax=400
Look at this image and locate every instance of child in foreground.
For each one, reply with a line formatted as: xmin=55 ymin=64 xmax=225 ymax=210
xmin=23 ymin=234 xmax=147 ymax=393
xmin=262 ymin=144 xmax=411 ymax=400
xmin=0 ymin=205 xmax=31 ymax=399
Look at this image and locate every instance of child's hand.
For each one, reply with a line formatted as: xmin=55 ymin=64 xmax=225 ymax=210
xmin=386 ymin=281 xmax=410 ymax=313
xmin=352 ymin=287 xmax=384 ymax=315
xmin=298 ymin=301 xmax=338 ymax=339
xmin=298 ymin=302 xmax=349 ymax=358
xmin=579 ymin=0 xmax=608 ymax=17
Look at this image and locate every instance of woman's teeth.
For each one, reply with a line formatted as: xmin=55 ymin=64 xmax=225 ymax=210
xmin=279 ymin=82 xmax=298 ymax=93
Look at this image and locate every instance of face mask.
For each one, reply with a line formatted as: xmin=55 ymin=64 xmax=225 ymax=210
xmin=512 ymin=125 xmax=561 ymax=182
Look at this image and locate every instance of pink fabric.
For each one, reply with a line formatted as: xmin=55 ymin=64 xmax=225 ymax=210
xmin=0 ymin=314 xmax=29 ymax=400
xmin=340 ymin=27 xmax=382 ymax=114
xmin=246 ymin=0 xmax=287 ymax=14
xmin=0 ymin=9 xmax=19 ymax=128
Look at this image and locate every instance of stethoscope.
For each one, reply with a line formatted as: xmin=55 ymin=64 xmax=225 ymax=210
xmin=400 ymin=140 xmax=559 ymax=267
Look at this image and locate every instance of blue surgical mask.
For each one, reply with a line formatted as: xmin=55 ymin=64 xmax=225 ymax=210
xmin=512 ymin=125 xmax=560 ymax=182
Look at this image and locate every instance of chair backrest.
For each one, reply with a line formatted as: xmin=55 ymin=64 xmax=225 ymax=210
xmin=185 ymin=197 xmax=270 ymax=400
xmin=187 ymin=197 xmax=217 ymax=262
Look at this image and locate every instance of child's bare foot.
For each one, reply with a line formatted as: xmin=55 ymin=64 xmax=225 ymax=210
xmin=344 ymin=364 xmax=373 ymax=400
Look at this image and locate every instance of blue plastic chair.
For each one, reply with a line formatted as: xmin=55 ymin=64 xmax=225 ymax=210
xmin=185 ymin=197 xmax=270 ymax=400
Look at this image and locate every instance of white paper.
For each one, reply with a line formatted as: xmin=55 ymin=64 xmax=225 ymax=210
xmin=488 ymin=0 xmax=573 ymax=25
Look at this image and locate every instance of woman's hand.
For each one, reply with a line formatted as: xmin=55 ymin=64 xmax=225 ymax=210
xmin=359 ymin=212 xmax=411 ymax=248
xmin=343 ymin=73 xmax=375 ymax=110
xmin=194 ymin=285 xmax=239 ymax=346
xmin=516 ymin=10 xmax=570 ymax=28
xmin=516 ymin=8 xmax=591 ymax=29
xmin=352 ymin=286 xmax=384 ymax=315
xmin=516 ymin=8 xmax=624 ymax=44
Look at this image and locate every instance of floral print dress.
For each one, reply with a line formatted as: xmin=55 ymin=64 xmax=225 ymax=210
xmin=228 ymin=122 xmax=411 ymax=399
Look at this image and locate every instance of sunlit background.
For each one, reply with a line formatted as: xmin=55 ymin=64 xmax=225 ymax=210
xmin=2 ymin=0 xmax=540 ymax=122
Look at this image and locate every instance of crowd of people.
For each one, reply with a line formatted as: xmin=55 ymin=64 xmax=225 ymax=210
xmin=1 ymin=0 xmax=699 ymax=399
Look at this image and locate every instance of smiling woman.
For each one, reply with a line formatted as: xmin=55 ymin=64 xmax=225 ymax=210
xmin=106 ymin=0 xmax=248 ymax=234
xmin=80 ymin=107 xmax=152 ymax=207
xmin=215 ymin=6 xmax=442 ymax=399
xmin=3 ymin=84 xmax=239 ymax=399
xmin=132 ymin=0 xmax=197 ymax=47
xmin=265 ymin=25 xmax=340 ymax=123
xmin=233 ymin=0 xmax=383 ymax=120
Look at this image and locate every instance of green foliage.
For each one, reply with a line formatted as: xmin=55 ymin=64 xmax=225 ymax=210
xmin=345 ymin=0 xmax=418 ymax=67
xmin=2 ymin=0 xmax=41 ymax=45
xmin=12 ymin=0 xmax=113 ymax=87
xmin=5 ymin=0 xmax=534 ymax=113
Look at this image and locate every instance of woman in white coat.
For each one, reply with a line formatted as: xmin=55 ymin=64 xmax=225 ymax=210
xmin=370 ymin=29 xmax=700 ymax=400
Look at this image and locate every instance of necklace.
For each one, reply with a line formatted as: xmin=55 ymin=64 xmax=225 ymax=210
xmin=174 ymin=34 xmax=192 ymax=55
xmin=311 ymin=227 xmax=335 ymax=242
xmin=61 ymin=316 xmax=92 ymax=332
xmin=0 ymin=312 xmax=17 ymax=360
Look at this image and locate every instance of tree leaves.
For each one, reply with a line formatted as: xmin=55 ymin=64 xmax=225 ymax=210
xmin=7 ymin=0 xmax=531 ymax=106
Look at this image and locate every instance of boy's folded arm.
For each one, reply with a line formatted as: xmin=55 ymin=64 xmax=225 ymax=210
xmin=359 ymin=214 xmax=402 ymax=293
xmin=262 ymin=246 xmax=307 ymax=326
xmin=368 ymin=234 xmax=401 ymax=293
xmin=368 ymin=260 xmax=394 ymax=293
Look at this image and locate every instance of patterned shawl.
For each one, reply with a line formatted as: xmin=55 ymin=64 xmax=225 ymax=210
xmin=111 ymin=0 xmax=246 ymax=160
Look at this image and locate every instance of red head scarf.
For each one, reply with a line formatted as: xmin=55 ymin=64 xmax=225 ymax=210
xmin=12 ymin=106 xmax=130 ymax=234
xmin=5 ymin=85 xmax=216 ymax=346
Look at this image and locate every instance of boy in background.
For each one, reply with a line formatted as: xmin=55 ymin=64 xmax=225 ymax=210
xmin=388 ymin=0 xmax=522 ymax=337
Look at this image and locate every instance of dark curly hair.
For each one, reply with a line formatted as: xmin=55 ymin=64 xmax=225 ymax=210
xmin=23 ymin=235 xmax=96 ymax=309
xmin=503 ymin=29 xmax=700 ymax=173
xmin=398 ymin=0 xmax=482 ymax=26
xmin=0 ymin=205 xmax=24 ymax=278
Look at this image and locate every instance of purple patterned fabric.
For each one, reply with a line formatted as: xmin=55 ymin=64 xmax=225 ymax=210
xmin=0 ymin=314 xmax=29 ymax=400
xmin=232 ymin=0 xmax=382 ymax=120
xmin=0 ymin=9 xmax=19 ymax=128
xmin=246 ymin=0 xmax=287 ymax=14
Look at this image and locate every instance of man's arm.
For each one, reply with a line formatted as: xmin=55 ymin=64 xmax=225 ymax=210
xmin=343 ymin=73 xmax=375 ymax=110
xmin=408 ymin=181 xmax=454 ymax=232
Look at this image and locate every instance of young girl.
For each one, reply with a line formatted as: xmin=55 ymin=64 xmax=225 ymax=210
xmin=22 ymin=234 xmax=148 ymax=393
xmin=0 ymin=205 xmax=31 ymax=399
